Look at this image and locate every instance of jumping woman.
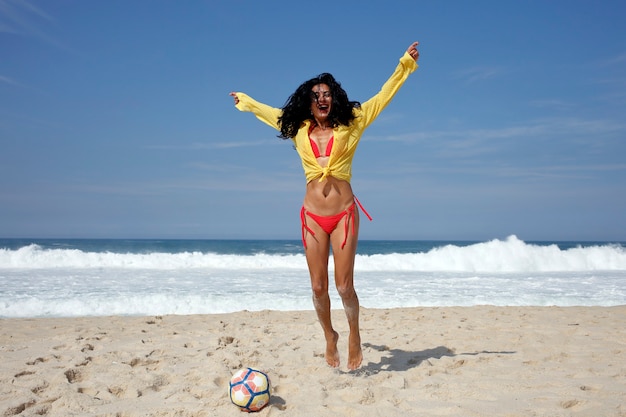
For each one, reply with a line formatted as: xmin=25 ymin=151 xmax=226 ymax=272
xmin=230 ymin=41 xmax=420 ymax=370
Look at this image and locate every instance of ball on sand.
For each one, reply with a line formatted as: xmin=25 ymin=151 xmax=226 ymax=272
xmin=229 ymin=367 xmax=271 ymax=412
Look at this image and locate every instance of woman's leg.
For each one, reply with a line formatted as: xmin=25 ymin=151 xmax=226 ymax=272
xmin=303 ymin=219 xmax=340 ymax=368
xmin=330 ymin=209 xmax=362 ymax=370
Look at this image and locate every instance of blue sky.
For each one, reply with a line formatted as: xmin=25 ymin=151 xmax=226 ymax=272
xmin=1 ymin=0 xmax=625 ymax=241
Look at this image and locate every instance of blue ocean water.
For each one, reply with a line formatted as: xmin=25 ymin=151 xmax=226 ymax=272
xmin=1 ymin=235 xmax=625 ymax=318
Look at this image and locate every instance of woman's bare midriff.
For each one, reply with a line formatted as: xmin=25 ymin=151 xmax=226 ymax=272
xmin=303 ymin=176 xmax=354 ymax=216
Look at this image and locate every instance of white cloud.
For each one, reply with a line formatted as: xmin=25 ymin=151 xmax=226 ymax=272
xmin=371 ymin=117 xmax=625 ymax=146
xmin=529 ymin=99 xmax=576 ymax=110
xmin=0 ymin=74 xmax=19 ymax=86
xmin=144 ymin=139 xmax=280 ymax=151
xmin=0 ymin=0 xmax=70 ymax=50
xmin=453 ymin=66 xmax=503 ymax=83
xmin=598 ymin=51 xmax=626 ymax=67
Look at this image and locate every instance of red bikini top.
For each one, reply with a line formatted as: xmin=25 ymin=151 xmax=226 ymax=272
xmin=309 ymin=125 xmax=334 ymax=158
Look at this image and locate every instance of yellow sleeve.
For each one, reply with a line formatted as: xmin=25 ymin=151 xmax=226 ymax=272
xmin=359 ymin=52 xmax=418 ymax=127
xmin=234 ymin=92 xmax=283 ymax=131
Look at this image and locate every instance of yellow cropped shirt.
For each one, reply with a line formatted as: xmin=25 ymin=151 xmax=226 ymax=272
xmin=235 ymin=52 xmax=418 ymax=183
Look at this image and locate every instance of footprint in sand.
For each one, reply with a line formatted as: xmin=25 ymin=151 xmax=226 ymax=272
xmin=64 ymin=368 xmax=84 ymax=383
xmin=81 ymin=343 xmax=94 ymax=353
xmin=449 ymin=359 xmax=467 ymax=369
xmin=561 ymin=399 xmax=583 ymax=409
xmin=4 ymin=400 xmax=36 ymax=416
xmin=218 ymin=336 xmax=236 ymax=348
xmin=25 ymin=357 xmax=48 ymax=365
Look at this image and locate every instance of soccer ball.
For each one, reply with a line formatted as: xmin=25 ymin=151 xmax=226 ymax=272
xmin=229 ymin=367 xmax=271 ymax=412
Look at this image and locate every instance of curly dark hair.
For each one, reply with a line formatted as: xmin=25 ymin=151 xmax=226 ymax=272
xmin=277 ymin=73 xmax=361 ymax=139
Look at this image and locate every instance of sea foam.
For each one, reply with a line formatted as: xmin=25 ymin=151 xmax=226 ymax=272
xmin=2 ymin=236 xmax=624 ymax=272
xmin=1 ymin=236 xmax=625 ymax=317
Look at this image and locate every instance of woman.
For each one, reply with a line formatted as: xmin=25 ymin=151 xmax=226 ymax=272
xmin=230 ymin=41 xmax=419 ymax=370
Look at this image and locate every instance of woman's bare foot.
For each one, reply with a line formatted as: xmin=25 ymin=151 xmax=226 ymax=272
xmin=347 ymin=332 xmax=362 ymax=370
xmin=325 ymin=330 xmax=340 ymax=368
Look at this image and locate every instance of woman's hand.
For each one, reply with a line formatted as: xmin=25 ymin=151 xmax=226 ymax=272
xmin=407 ymin=41 xmax=419 ymax=62
xmin=229 ymin=92 xmax=239 ymax=105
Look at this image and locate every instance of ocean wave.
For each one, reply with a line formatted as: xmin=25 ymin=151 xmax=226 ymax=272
xmin=1 ymin=236 xmax=625 ymax=272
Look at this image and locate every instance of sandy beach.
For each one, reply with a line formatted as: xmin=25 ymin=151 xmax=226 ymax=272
xmin=1 ymin=306 xmax=625 ymax=416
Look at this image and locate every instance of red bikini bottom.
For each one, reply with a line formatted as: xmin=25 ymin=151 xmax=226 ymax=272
xmin=300 ymin=197 xmax=372 ymax=249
